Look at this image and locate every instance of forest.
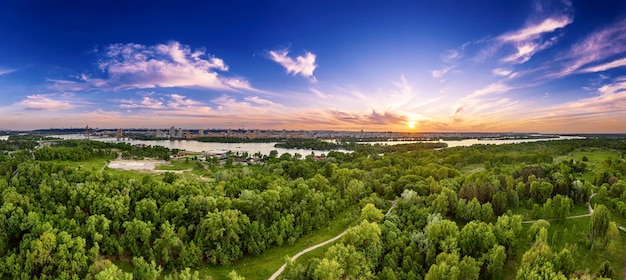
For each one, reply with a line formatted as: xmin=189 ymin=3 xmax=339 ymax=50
xmin=0 ymin=137 xmax=625 ymax=279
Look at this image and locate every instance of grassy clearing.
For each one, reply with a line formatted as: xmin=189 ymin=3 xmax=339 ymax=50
xmin=570 ymin=148 xmax=618 ymax=165
xmin=461 ymin=163 xmax=484 ymax=174
xmin=55 ymin=157 xmax=112 ymax=171
xmin=502 ymin=216 xmax=626 ymax=279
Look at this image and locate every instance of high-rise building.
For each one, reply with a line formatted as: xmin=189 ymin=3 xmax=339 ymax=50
xmin=115 ymin=128 xmax=123 ymax=140
xmin=199 ymin=129 xmax=204 ymax=136
xmin=170 ymin=126 xmax=176 ymax=138
xmin=176 ymin=128 xmax=183 ymax=138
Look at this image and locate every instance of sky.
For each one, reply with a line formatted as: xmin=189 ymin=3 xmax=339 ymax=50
xmin=1 ymin=0 xmax=626 ymax=133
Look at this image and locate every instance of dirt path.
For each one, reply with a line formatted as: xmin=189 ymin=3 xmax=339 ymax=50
xmin=268 ymin=229 xmax=349 ymax=280
xmin=386 ymin=200 xmax=397 ymax=216
xmin=268 ymin=200 xmax=397 ymax=280
xmin=522 ymin=193 xmax=598 ymax=224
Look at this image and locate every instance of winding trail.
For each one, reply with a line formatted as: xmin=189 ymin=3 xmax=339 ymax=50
xmin=268 ymin=200 xmax=398 ymax=280
xmin=267 ymin=229 xmax=350 ymax=280
xmin=522 ymin=193 xmax=598 ymax=224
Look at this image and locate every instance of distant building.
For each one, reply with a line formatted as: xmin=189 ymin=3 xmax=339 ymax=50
xmin=156 ymin=129 xmax=166 ymax=138
xmin=176 ymin=128 xmax=184 ymax=138
xmin=199 ymin=129 xmax=204 ymax=136
xmin=169 ymin=126 xmax=176 ymax=138
xmin=115 ymin=128 xmax=123 ymax=140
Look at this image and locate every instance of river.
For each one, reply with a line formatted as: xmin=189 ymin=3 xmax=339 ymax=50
xmin=52 ymin=134 xmax=584 ymax=155
xmin=361 ymin=135 xmax=585 ymax=148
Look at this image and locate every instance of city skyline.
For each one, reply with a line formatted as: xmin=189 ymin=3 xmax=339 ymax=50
xmin=1 ymin=1 xmax=626 ymax=133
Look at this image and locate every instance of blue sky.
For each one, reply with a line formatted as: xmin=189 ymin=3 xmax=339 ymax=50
xmin=1 ymin=0 xmax=625 ymax=132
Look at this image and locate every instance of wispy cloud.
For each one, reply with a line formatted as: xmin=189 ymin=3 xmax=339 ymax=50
xmin=514 ymin=76 xmax=626 ymax=132
xmin=19 ymin=94 xmax=76 ymax=111
xmin=580 ymin=56 xmax=626 ymax=73
xmin=328 ymin=110 xmax=405 ymax=126
xmin=498 ymin=16 xmax=571 ymax=64
xmin=0 ymin=68 xmax=17 ymax=76
xmin=432 ymin=65 xmax=455 ymax=79
xmin=453 ymin=82 xmax=516 ymax=117
xmin=468 ymin=82 xmax=513 ymax=99
xmin=492 ymin=68 xmax=513 ymax=76
xmin=310 ymin=88 xmax=333 ymax=99
xmin=550 ymin=19 xmax=626 ymax=77
xmin=268 ymin=49 xmax=317 ymax=81
xmin=499 ymin=17 xmax=572 ymax=42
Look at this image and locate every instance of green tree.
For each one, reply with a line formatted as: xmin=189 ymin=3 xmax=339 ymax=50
xmin=228 ymin=270 xmax=246 ymax=280
xmin=458 ymin=221 xmax=496 ymax=259
xmin=132 ymin=257 xmax=162 ymax=280
xmin=530 ymin=181 xmax=553 ymax=204
xmin=551 ymin=195 xmax=572 ymax=222
xmin=486 ymin=245 xmax=506 ymax=277
xmin=360 ymin=203 xmax=384 ymax=223
xmin=494 ymin=215 xmax=523 ymax=251
xmin=597 ymin=261 xmax=614 ymax=279
xmin=425 ymin=252 xmax=480 ymax=280
xmin=313 ymin=258 xmax=344 ymax=280
xmin=589 ymin=204 xmax=610 ymax=249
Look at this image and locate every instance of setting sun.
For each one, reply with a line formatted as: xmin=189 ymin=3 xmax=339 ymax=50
xmin=408 ymin=121 xmax=416 ymax=129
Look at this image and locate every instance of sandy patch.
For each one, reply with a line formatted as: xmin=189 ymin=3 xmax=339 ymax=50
xmin=107 ymin=159 xmax=165 ymax=170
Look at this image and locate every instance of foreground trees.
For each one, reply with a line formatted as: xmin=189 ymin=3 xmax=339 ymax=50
xmin=1 ymin=138 xmax=625 ymax=279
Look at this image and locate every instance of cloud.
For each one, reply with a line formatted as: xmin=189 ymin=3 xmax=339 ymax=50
xmin=468 ymin=82 xmax=513 ymax=99
xmin=551 ymin=19 xmax=626 ymax=77
xmin=329 ymin=110 xmax=405 ymax=126
xmin=452 ymin=82 xmax=516 ymax=117
xmin=432 ymin=65 xmax=455 ymax=79
xmin=442 ymin=49 xmax=462 ymax=64
xmin=523 ymin=76 xmax=626 ymax=120
xmin=74 ymin=41 xmax=256 ymax=91
xmin=0 ymin=68 xmax=17 ymax=76
xmin=511 ymin=78 xmax=626 ymax=132
xmin=498 ymin=16 xmax=571 ymax=64
xmin=19 ymin=94 xmax=75 ymax=111
xmin=268 ymin=49 xmax=317 ymax=80
xmin=310 ymin=88 xmax=333 ymax=99
xmin=244 ymin=96 xmax=280 ymax=106
xmin=211 ymin=95 xmax=286 ymax=115
xmin=116 ymin=93 xmax=210 ymax=114
xmin=580 ymin=57 xmax=626 ymax=73
xmin=119 ymin=96 xmax=165 ymax=109
xmin=499 ymin=17 xmax=572 ymax=42
xmin=169 ymin=94 xmax=201 ymax=107
xmin=492 ymin=68 xmax=513 ymax=76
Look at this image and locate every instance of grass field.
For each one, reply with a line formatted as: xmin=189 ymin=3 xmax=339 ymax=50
xmin=56 ymin=157 xmax=112 ymax=171
xmin=155 ymin=158 xmax=199 ymax=170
